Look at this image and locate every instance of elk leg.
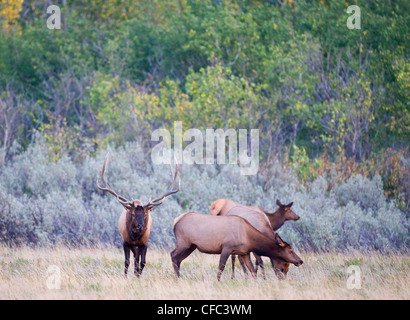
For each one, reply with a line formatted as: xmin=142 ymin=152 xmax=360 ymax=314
xmin=253 ymin=253 xmax=266 ymax=280
xmin=231 ymin=255 xmax=236 ymax=279
xmin=240 ymin=253 xmax=256 ymax=279
xmin=123 ymin=242 xmax=131 ymax=277
xmin=237 ymin=255 xmax=250 ymax=277
xmin=130 ymin=246 xmax=141 ymax=276
xmin=171 ymin=244 xmax=196 ymax=279
xmin=138 ymin=244 xmax=147 ymax=276
xmin=217 ymin=249 xmax=231 ymax=282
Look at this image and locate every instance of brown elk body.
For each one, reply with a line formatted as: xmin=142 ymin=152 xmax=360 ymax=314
xmin=171 ymin=212 xmax=303 ymax=281
xmin=210 ymin=199 xmax=300 ymax=230
xmin=209 ymin=199 xmax=300 ymax=279
xmin=97 ymin=154 xmax=180 ymax=277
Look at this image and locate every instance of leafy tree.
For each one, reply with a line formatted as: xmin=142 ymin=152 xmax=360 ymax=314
xmin=0 ymin=0 xmax=24 ymax=31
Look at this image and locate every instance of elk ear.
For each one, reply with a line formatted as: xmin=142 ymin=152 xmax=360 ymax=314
xmin=276 ymin=199 xmax=282 ymax=207
xmin=286 ymin=202 xmax=294 ymax=208
xmin=275 ymin=234 xmax=286 ymax=247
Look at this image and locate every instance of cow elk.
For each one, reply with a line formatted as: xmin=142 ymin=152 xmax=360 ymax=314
xmin=210 ymin=199 xmax=300 ymax=230
xmin=210 ymin=198 xmax=300 ymax=279
xmin=171 ymin=212 xmax=303 ymax=281
xmin=97 ymin=154 xmax=180 ymax=277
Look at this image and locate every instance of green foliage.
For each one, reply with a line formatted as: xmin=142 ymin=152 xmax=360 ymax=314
xmin=1 ymin=0 xmax=408 ymax=156
xmin=185 ymin=64 xmax=264 ymax=129
xmin=0 ymin=0 xmax=408 ymax=247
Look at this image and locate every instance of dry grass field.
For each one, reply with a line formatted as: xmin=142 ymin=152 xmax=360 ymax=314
xmin=0 ymin=245 xmax=408 ymax=300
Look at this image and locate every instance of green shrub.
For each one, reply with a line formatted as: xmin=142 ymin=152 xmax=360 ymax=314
xmin=0 ymin=138 xmax=408 ymax=251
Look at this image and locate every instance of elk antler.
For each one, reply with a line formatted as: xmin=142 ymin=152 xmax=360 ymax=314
xmin=144 ymin=158 xmax=180 ymax=210
xmin=96 ymin=153 xmax=134 ymax=208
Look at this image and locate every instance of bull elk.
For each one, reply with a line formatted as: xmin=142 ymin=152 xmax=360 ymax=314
xmin=171 ymin=212 xmax=303 ymax=281
xmin=210 ymin=199 xmax=300 ymax=279
xmin=97 ymin=154 xmax=180 ymax=277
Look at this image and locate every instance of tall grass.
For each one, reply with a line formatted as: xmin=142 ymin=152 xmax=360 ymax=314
xmin=0 ymin=245 xmax=408 ymax=300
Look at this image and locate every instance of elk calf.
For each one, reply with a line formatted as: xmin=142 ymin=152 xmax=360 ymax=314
xmin=97 ymin=154 xmax=180 ymax=277
xmin=171 ymin=212 xmax=302 ymax=281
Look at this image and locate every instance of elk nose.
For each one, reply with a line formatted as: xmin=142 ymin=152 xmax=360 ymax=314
xmin=137 ymin=223 xmax=144 ymax=229
xmin=296 ymin=260 xmax=303 ymax=266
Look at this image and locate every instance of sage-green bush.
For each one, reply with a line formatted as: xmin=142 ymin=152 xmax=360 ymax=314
xmin=0 ymin=138 xmax=408 ymax=252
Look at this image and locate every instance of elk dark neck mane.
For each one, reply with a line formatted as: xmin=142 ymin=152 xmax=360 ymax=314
xmin=126 ymin=211 xmax=148 ymax=241
xmin=265 ymin=209 xmax=286 ymax=231
xmin=245 ymin=223 xmax=282 ymax=260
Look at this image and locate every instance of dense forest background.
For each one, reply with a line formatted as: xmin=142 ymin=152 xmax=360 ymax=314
xmin=0 ymin=0 xmax=408 ymax=250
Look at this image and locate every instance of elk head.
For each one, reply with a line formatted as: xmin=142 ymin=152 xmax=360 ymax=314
xmin=276 ymin=199 xmax=300 ymax=221
xmin=96 ymin=153 xmax=180 ymax=241
xmin=274 ymin=233 xmax=303 ymax=267
xmin=272 ymin=260 xmax=290 ymax=280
